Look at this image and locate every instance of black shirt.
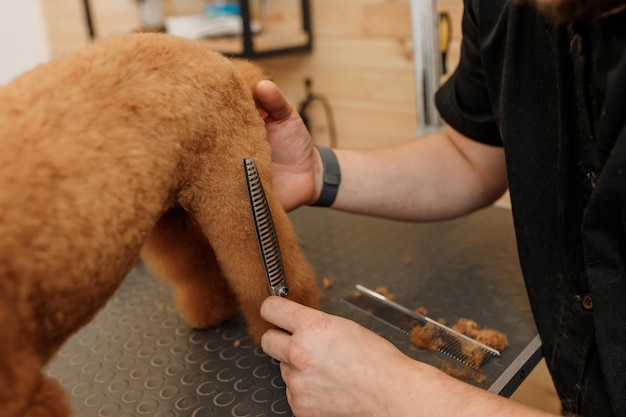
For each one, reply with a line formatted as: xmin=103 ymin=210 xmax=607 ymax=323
xmin=435 ymin=1 xmax=626 ymax=416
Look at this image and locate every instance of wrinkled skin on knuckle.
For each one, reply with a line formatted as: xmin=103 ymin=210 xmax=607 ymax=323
xmin=285 ymin=338 xmax=315 ymax=370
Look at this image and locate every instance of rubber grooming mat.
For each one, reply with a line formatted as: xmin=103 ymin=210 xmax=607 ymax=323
xmin=46 ymin=206 xmax=539 ymax=416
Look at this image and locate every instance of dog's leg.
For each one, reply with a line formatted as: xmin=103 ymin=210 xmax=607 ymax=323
xmin=141 ymin=208 xmax=240 ymax=329
xmin=182 ymin=149 xmax=320 ymax=343
xmin=0 ymin=350 xmax=70 ymax=417
xmin=23 ymin=375 xmax=70 ymax=417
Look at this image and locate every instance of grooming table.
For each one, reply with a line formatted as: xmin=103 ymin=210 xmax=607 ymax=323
xmin=47 ymin=205 xmax=541 ymax=416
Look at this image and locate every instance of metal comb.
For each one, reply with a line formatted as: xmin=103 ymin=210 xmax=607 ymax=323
xmin=243 ymin=158 xmax=289 ymax=298
xmin=343 ymin=284 xmax=501 ymax=369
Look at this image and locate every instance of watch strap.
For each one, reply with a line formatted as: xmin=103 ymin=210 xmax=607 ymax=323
xmin=311 ymin=145 xmax=341 ymax=207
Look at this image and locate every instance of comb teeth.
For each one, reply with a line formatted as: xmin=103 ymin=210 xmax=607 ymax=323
xmin=406 ymin=322 xmax=495 ymax=369
xmin=243 ymin=158 xmax=288 ymax=297
xmin=343 ymin=284 xmax=501 ymax=369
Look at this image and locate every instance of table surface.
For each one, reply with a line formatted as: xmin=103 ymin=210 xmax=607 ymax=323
xmin=47 ymin=205 xmax=540 ymax=416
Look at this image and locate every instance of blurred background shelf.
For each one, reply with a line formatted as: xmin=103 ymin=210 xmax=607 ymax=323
xmin=81 ymin=0 xmax=312 ymax=58
xmin=196 ymin=30 xmax=310 ymax=57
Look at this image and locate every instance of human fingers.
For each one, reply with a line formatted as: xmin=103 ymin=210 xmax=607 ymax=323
xmin=254 ymin=80 xmax=293 ymax=122
xmin=280 ymin=361 xmax=291 ymax=378
xmin=260 ymin=295 xmax=317 ymax=333
xmin=277 ymin=358 xmax=294 ymax=404
xmin=260 ymin=327 xmax=292 ymax=364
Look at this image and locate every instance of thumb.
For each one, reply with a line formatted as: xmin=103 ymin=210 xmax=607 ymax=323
xmin=255 ymin=80 xmax=294 ymax=122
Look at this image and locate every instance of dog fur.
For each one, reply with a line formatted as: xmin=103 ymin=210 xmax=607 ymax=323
xmin=0 ymin=33 xmax=319 ymax=417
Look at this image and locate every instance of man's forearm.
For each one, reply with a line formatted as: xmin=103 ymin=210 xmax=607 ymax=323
xmin=396 ymin=359 xmax=558 ymax=417
xmin=329 ymin=127 xmax=508 ymax=221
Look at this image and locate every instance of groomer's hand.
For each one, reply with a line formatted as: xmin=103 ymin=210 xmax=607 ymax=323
xmin=255 ymin=80 xmax=321 ymax=211
xmin=260 ymin=296 xmax=424 ymax=417
xmin=260 ymin=296 xmax=559 ymax=417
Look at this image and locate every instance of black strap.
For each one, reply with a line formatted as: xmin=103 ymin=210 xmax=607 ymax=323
xmin=311 ymin=145 xmax=341 ymax=207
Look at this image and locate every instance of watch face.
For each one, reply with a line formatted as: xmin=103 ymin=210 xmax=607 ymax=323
xmin=324 ymin=173 xmax=341 ymax=186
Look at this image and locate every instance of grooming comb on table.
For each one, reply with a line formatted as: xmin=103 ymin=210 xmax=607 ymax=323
xmin=243 ymin=158 xmax=289 ymax=298
xmin=343 ymin=284 xmax=501 ymax=369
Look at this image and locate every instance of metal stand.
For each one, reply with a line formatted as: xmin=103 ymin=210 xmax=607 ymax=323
xmin=410 ymin=0 xmax=443 ymax=135
xmin=238 ymin=0 xmax=312 ymax=58
xmin=82 ymin=0 xmax=95 ymax=40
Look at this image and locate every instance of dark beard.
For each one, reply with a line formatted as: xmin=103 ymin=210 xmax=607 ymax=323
xmin=517 ymin=0 xmax=626 ymax=23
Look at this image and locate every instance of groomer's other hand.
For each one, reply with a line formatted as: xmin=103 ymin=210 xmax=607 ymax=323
xmin=255 ymin=80 xmax=321 ymax=211
xmin=260 ymin=297 xmax=559 ymax=417
xmin=260 ymin=296 xmax=420 ymax=417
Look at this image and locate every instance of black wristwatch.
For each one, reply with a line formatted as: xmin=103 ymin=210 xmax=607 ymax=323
xmin=311 ymin=145 xmax=341 ymax=207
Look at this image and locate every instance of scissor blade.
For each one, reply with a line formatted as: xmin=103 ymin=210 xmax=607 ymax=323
xmin=243 ymin=158 xmax=289 ymax=297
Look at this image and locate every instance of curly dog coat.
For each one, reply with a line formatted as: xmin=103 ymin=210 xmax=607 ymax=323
xmin=0 ymin=33 xmax=319 ymax=417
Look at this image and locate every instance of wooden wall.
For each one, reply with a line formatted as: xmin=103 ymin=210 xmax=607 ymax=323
xmin=42 ymin=0 xmax=464 ymax=149
xmin=257 ymin=1 xmax=415 ymax=149
xmin=257 ymin=0 xmax=463 ymax=149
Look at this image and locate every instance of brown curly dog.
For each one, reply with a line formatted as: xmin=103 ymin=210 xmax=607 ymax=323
xmin=0 ymin=33 xmax=319 ymax=417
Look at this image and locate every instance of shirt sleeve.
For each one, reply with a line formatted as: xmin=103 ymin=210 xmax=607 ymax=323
xmin=435 ymin=1 xmax=503 ymax=146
